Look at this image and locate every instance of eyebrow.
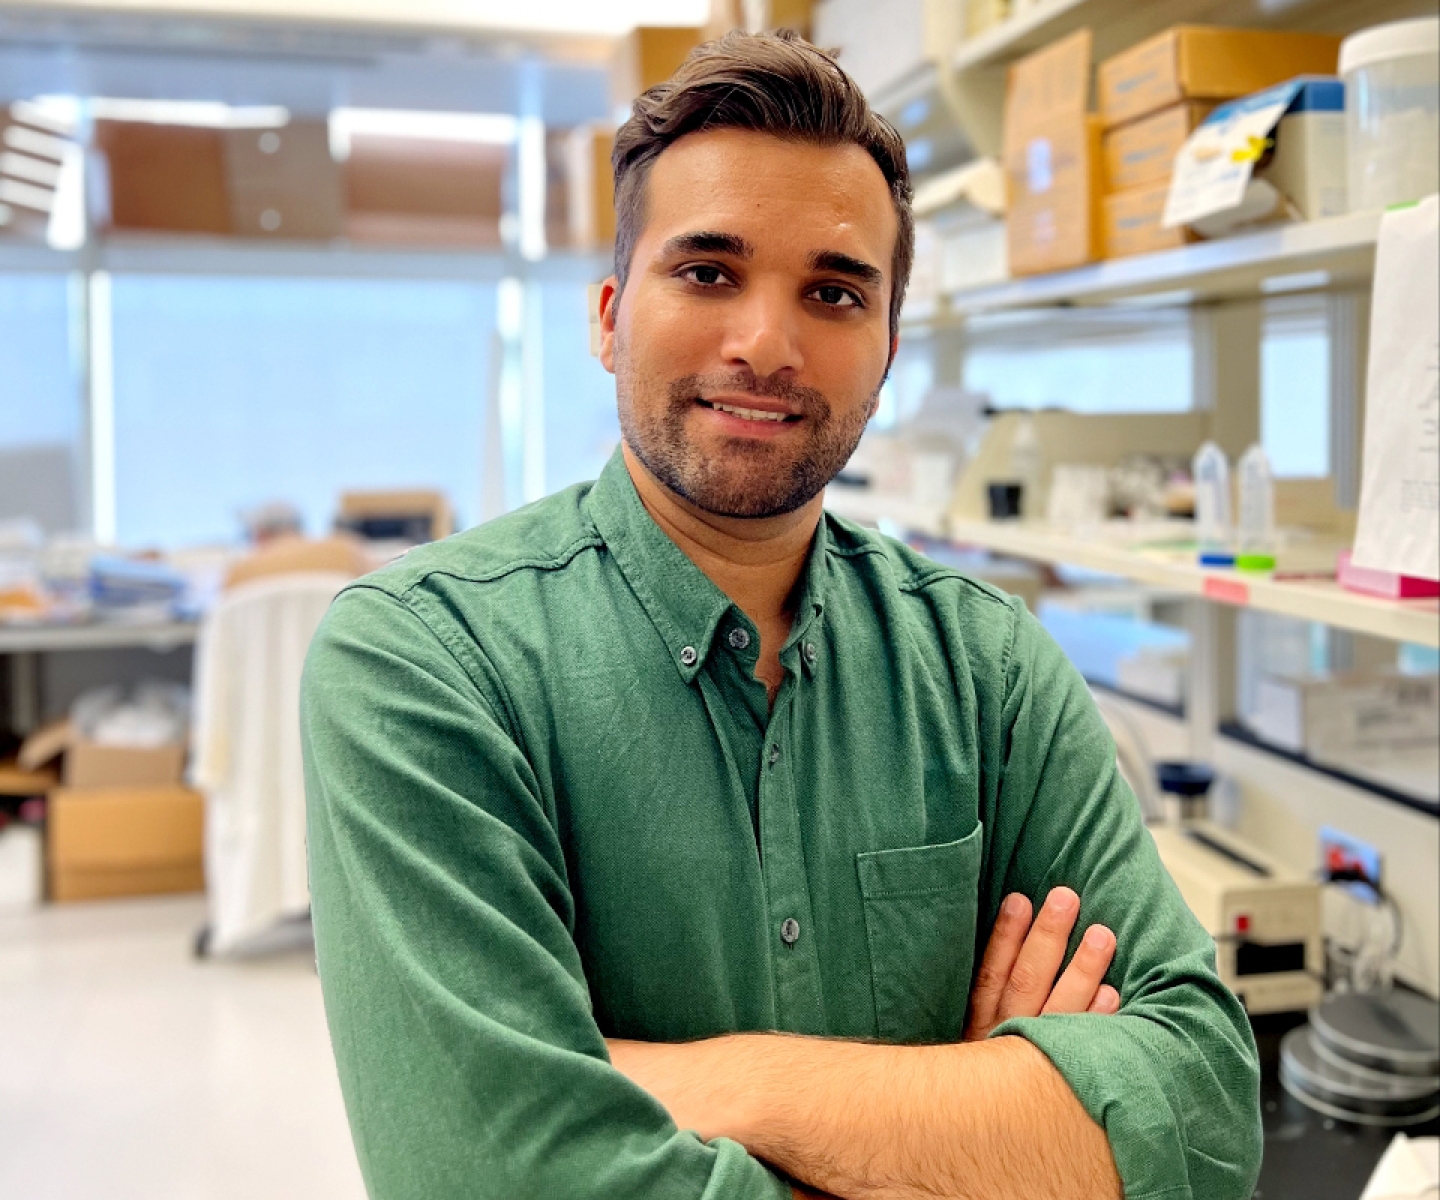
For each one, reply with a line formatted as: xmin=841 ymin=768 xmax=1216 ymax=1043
xmin=808 ymin=250 xmax=884 ymax=289
xmin=660 ymin=231 xmax=753 ymax=259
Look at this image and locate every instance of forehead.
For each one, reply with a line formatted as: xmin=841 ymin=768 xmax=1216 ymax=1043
xmin=640 ymin=128 xmax=898 ymax=269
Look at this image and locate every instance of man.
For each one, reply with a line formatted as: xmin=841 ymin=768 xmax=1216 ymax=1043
xmin=302 ymin=30 xmax=1262 ymax=1200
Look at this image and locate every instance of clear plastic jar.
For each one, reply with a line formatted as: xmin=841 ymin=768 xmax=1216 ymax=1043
xmin=1192 ymin=441 xmax=1233 ymax=566
xmin=1236 ymin=444 xmax=1276 ymax=572
xmin=1341 ymin=17 xmax=1440 ymax=212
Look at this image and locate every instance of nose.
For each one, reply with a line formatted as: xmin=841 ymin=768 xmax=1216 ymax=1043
xmin=718 ymin=280 xmax=805 ymax=380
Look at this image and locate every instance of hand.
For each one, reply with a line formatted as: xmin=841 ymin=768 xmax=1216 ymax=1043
xmin=963 ymin=886 xmax=1120 ymax=1042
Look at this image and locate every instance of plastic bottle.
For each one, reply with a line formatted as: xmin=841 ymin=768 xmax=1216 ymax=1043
xmin=1191 ymin=441 xmax=1234 ymax=566
xmin=1236 ymin=443 xmax=1277 ymax=571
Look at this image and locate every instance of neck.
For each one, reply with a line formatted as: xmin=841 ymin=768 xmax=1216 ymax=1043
xmin=621 ymin=442 xmax=819 ymax=626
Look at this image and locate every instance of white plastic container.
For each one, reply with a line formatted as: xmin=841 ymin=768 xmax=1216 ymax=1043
xmin=1236 ymin=444 xmax=1276 ymax=572
xmin=1192 ymin=441 xmax=1233 ymax=566
xmin=1340 ymin=17 xmax=1440 ymax=212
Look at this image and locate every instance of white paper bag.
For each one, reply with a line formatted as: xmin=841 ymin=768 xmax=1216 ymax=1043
xmin=1353 ymin=195 xmax=1440 ymax=581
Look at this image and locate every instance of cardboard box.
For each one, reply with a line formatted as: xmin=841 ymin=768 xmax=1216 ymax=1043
xmin=1098 ymin=27 xmax=1342 ymax=128
xmin=95 ymin=120 xmax=232 ymax=234
xmin=613 ymin=26 xmax=705 ymax=108
xmin=223 ymin=120 xmax=343 ymax=240
xmin=1104 ymin=178 xmax=1197 ymax=259
xmin=1003 ymin=30 xmax=1103 ymax=276
xmin=18 ymin=719 xmax=186 ymax=789
xmin=1247 ymin=673 xmax=1440 ymax=769
xmin=1103 ymin=101 xmax=1213 ymax=193
xmin=343 ymin=135 xmax=505 ymax=247
xmin=47 ymin=786 xmax=205 ymax=903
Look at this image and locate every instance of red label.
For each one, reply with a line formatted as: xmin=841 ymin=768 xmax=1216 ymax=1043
xmin=1203 ymin=577 xmax=1250 ymax=606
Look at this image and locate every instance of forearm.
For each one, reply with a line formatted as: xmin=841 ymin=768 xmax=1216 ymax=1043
xmin=610 ymin=1033 xmax=1120 ymax=1200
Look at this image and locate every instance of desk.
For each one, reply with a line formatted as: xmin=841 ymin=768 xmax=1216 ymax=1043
xmin=1253 ymin=1011 xmax=1440 ymax=1199
xmin=1 ymin=619 xmax=199 ymax=733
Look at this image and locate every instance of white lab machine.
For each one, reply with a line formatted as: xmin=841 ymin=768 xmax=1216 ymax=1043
xmin=1150 ymin=820 xmax=1324 ymax=1015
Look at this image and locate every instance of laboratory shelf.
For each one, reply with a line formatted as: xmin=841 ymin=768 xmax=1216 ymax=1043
xmin=951 ymin=0 xmax=1385 ymax=74
xmin=936 ymin=210 xmax=1381 ymax=319
xmin=0 ymin=618 xmax=199 ymax=654
xmin=945 ymin=519 xmax=1440 ymax=647
xmin=91 ymin=235 xmax=610 ymax=281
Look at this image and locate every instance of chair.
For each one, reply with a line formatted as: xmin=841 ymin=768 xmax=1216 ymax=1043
xmin=189 ymin=570 xmax=352 ymax=955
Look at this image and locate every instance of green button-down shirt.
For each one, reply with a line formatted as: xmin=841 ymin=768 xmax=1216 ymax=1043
xmin=302 ymin=450 xmax=1261 ymax=1200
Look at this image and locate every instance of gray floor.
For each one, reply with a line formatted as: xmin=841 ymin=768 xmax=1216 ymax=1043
xmin=0 ymin=895 xmax=366 ymax=1200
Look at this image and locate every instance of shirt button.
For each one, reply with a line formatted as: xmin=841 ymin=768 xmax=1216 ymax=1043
xmin=727 ymin=627 xmax=751 ymax=651
xmin=780 ymin=917 xmax=801 ymax=946
xmin=679 ymin=646 xmax=698 ymax=667
xmin=802 ymin=641 xmax=818 ymax=666
xmin=767 ymin=744 xmax=781 ymax=768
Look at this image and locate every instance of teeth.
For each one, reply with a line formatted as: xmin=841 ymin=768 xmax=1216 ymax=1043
xmin=711 ymin=403 xmax=789 ymax=422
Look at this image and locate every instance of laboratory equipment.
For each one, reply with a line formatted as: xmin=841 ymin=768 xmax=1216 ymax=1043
xmin=1236 ymin=443 xmax=1277 ymax=571
xmin=1150 ymin=820 xmax=1324 ymax=1014
xmin=1340 ymin=17 xmax=1440 ymax=213
xmin=1192 ymin=440 xmax=1234 ymax=566
xmin=1281 ymin=990 xmax=1440 ymax=1126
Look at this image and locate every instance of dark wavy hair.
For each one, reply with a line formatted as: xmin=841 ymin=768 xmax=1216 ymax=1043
xmin=611 ymin=28 xmax=914 ymax=342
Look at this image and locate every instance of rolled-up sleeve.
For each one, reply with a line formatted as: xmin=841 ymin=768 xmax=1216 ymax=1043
xmin=986 ymin=601 xmax=1262 ymax=1200
xmin=301 ymin=583 xmax=789 ymax=1200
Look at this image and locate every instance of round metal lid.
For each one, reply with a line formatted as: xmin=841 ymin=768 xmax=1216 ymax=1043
xmin=1311 ymin=991 xmax=1440 ymax=1078
xmin=1282 ymin=1028 xmax=1440 ymax=1127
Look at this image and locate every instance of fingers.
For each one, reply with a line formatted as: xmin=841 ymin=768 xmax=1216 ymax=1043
xmin=964 ymin=892 xmax=1033 ymax=1039
xmin=997 ymin=887 xmax=1080 ymax=1023
xmin=1043 ymin=924 xmax=1117 ymax=1016
xmin=1088 ymin=985 xmax=1121 ymax=1015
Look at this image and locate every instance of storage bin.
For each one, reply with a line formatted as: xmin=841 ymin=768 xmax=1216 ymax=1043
xmin=1340 ymin=17 xmax=1440 ymax=212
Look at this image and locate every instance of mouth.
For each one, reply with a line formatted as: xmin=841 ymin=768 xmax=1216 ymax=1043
xmin=695 ymin=398 xmax=803 ymax=424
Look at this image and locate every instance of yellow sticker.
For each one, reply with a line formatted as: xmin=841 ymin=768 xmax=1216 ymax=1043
xmin=1230 ymin=135 xmax=1269 ymax=164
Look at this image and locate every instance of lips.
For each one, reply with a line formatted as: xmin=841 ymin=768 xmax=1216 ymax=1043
xmin=696 ymin=398 xmax=802 ymax=424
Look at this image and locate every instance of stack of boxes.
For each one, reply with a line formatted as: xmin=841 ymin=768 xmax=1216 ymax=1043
xmin=1001 ymin=29 xmax=1104 ymax=277
xmin=1097 ymin=26 xmax=1342 ymax=258
xmin=18 ymin=717 xmax=203 ymax=903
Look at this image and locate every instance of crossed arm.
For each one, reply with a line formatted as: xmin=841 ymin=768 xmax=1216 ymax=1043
xmin=609 ymin=886 xmax=1124 ymax=1200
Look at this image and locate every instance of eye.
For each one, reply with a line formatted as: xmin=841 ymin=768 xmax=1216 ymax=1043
xmin=679 ymin=264 xmax=730 ymax=288
xmin=811 ymin=284 xmax=862 ymax=309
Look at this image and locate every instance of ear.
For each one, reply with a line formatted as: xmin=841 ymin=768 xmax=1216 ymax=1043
xmin=598 ymin=276 xmax=621 ymax=375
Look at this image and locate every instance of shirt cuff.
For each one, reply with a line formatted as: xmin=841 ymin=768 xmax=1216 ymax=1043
xmin=991 ymin=1013 xmax=1194 ymax=1200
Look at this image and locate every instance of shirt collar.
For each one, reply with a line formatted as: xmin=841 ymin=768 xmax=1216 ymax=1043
xmin=586 ymin=448 xmax=828 ymax=683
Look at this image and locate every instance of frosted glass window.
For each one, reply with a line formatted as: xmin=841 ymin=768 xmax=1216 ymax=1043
xmin=540 ymin=282 xmax=619 ymax=494
xmin=964 ymin=311 xmax=1192 ymax=413
xmin=109 ymin=275 xmax=496 ymax=547
xmin=0 ymin=273 xmax=82 ymax=532
xmin=1261 ymin=299 xmax=1330 ymax=478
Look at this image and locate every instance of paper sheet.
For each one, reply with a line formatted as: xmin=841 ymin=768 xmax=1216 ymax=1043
xmin=1162 ymin=82 xmax=1300 ymax=229
xmin=1352 ymin=195 xmax=1440 ymax=581
xmin=1360 ymin=1133 xmax=1439 ymax=1200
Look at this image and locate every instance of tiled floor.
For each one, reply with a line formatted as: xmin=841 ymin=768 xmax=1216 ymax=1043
xmin=0 ymin=895 xmax=366 ymax=1200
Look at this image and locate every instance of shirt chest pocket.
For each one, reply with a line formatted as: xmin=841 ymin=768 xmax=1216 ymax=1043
xmin=855 ymin=825 xmax=983 ymax=1045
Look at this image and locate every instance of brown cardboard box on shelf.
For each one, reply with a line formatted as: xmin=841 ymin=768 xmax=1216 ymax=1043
xmin=1103 ymin=178 xmax=1197 ymax=259
xmin=17 ymin=719 xmax=186 ymax=789
xmin=613 ymin=26 xmax=704 ymax=108
xmin=1002 ymin=29 xmax=1104 ymax=276
xmin=564 ymin=125 xmax=616 ymax=249
xmin=343 ymin=134 xmax=505 ymax=246
xmin=47 ymin=786 xmax=205 ymax=903
xmin=1103 ymin=101 xmax=1214 ymax=193
xmin=1098 ymin=27 xmax=1342 ymax=128
xmin=95 ymin=120 xmax=232 ymax=234
xmin=223 ymin=120 xmax=343 ymax=240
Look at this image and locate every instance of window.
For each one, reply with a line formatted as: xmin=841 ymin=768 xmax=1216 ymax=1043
xmin=963 ymin=308 xmax=1193 ymax=414
xmin=0 ymin=272 xmax=82 ymax=532
xmin=108 ymin=274 xmax=497 ymax=547
xmin=539 ymin=281 xmax=619 ymax=495
xmin=1261 ymin=296 xmax=1330 ymax=478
